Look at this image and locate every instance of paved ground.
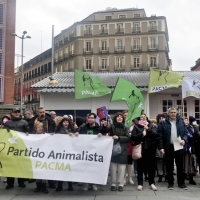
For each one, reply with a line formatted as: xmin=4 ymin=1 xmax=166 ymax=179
xmin=0 ymin=176 xmax=200 ymax=200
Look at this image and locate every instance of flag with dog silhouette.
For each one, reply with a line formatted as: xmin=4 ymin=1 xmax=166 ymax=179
xmin=74 ymin=70 xmax=111 ymax=99
xmin=148 ymin=68 xmax=184 ymax=93
xmin=0 ymin=129 xmax=113 ymax=184
xmin=111 ymin=78 xmax=144 ymax=126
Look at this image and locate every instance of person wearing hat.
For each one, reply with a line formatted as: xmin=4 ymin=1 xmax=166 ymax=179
xmin=4 ymin=108 xmax=29 ymax=189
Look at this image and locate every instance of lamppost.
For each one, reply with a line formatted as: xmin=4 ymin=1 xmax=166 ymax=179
xmin=12 ymin=31 xmax=31 ymax=115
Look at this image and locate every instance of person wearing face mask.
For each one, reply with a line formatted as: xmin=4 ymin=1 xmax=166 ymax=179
xmin=189 ymin=116 xmax=200 ymax=172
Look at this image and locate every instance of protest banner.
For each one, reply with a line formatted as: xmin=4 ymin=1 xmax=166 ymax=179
xmin=0 ymin=130 xmax=113 ymax=185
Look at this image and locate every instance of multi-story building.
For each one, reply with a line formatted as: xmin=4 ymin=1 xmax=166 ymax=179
xmin=14 ymin=48 xmax=52 ymax=111
xmin=54 ymin=7 xmax=170 ymax=73
xmin=14 ymin=7 xmax=171 ymax=112
xmin=191 ymin=58 xmax=200 ymax=71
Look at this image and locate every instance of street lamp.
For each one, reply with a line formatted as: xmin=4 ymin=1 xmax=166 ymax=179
xmin=11 ymin=31 xmax=31 ymax=115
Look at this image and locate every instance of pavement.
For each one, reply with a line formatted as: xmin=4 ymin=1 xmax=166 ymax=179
xmin=0 ymin=176 xmax=200 ymax=200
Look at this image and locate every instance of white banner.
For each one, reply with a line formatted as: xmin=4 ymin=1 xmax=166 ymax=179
xmin=182 ymin=77 xmax=200 ymax=98
xmin=0 ymin=130 xmax=113 ymax=185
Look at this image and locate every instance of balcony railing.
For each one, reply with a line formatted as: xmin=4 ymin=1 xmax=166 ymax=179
xmin=84 ymin=30 xmax=92 ymax=35
xmin=99 ymin=47 xmax=109 ymax=54
xmin=148 ymin=26 xmax=157 ymax=32
xmin=100 ymin=29 xmax=108 ymax=35
xmin=69 ymin=32 xmax=75 ymax=39
xmin=58 ymin=55 xmax=63 ymax=61
xmin=54 ymin=58 xmax=58 ymax=63
xmin=83 ymin=66 xmax=93 ymax=72
xmin=55 ymin=43 xmax=58 ymax=48
xmin=148 ymin=44 xmax=159 ymax=51
xmin=68 ymin=67 xmax=74 ymax=72
xmin=64 ymin=38 xmax=68 ymax=43
xmin=115 ymin=46 xmax=125 ymax=53
xmin=115 ymin=28 xmax=124 ymax=34
xmin=131 ymin=45 xmax=142 ymax=52
xmin=99 ymin=66 xmax=109 ymax=71
xmin=132 ymin=27 xmax=141 ymax=33
xmin=69 ymin=50 xmax=75 ymax=56
xmin=83 ymin=48 xmax=93 ymax=54
xmin=131 ymin=64 xmax=143 ymax=71
xmin=24 ymin=98 xmax=40 ymax=104
xmin=59 ymin=41 xmax=63 ymax=46
xmin=64 ymin=53 xmax=69 ymax=59
xmin=148 ymin=64 xmax=159 ymax=68
xmin=114 ymin=65 xmax=125 ymax=71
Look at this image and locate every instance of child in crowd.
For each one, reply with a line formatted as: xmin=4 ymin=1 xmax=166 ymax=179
xmin=34 ymin=122 xmax=48 ymax=194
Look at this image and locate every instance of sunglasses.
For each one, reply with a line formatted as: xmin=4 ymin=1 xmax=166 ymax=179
xmin=14 ymin=111 xmax=20 ymax=113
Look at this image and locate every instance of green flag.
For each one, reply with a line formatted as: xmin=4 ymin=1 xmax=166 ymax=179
xmin=74 ymin=70 xmax=111 ymax=99
xmin=111 ymin=78 xmax=144 ymax=126
xmin=148 ymin=69 xmax=183 ymax=93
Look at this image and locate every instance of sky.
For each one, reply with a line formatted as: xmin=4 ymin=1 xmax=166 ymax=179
xmin=15 ymin=0 xmax=200 ymax=71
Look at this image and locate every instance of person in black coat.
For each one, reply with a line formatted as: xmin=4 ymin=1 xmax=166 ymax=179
xmin=55 ymin=118 xmax=77 ymax=192
xmin=157 ymin=108 xmax=188 ymax=190
xmin=4 ymin=108 xmax=29 ymax=190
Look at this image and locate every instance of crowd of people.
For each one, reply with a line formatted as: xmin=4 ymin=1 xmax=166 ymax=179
xmin=1 ymin=106 xmax=200 ymax=194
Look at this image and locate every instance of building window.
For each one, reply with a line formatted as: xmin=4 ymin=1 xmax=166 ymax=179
xmin=119 ymin=15 xmax=126 ymax=19
xmin=105 ymin=16 xmax=112 ymax=20
xmin=150 ymin=37 xmax=156 ymax=48
xmin=162 ymin=100 xmax=173 ymax=114
xmin=71 ymin=44 xmax=74 ymax=54
xmin=133 ymin=38 xmax=140 ymax=49
xmin=149 ymin=21 xmax=157 ymax=31
xmin=116 ymin=57 xmax=123 ymax=68
xmin=0 ymin=28 xmax=2 ymax=49
xmin=86 ymin=41 xmax=92 ymax=51
xmin=117 ymin=39 xmax=123 ymax=49
xmin=0 ymin=4 xmax=3 ymax=25
xmin=85 ymin=59 xmax=92 ymax=69
xmin=133 ymin=23 xmax=140 ymax=32
xmin=195 ymin=100 xmax=200 ymax=124
xmin=150 ymin=57 xmax=157 ymax=67
xmin=116 ymin=23 xmax=123 ymax=32
xmin=102 ymin=58 xmax=107 ymax=69
xmin=0 ymin=53 xmax=2 ymax=74
xmin=101 ymin=24 xmax=108 ymax=34
xmin=65 ymin=47 xmax=68 ymax=54
xmin=133 ymin=57 xmax=140 ymax=68
xmin=134 ymin=13 xmax=140 ymax=18
xmin=101 ymin=41 xmax=107 ymax=50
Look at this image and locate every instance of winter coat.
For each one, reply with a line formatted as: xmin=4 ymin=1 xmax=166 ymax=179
xmin=192 ymin=125 xmax=200 ymax=158
xmin=31 ymin=114 xmax=56 ymax=133
xmin=4 ymin=116 xmax=29 ymax=133
xmin=78 ymin=122 xmax=101 ymax=135
xmin=157 ymin=115 xmax=188 ymax=151
xmin=25 ymin=117 xmax=35 ymax=134
xmin=101 ymin=122 xmax=130 ymax=164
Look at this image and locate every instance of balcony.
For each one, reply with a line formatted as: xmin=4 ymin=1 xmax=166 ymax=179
xmin=69 ymin=50 xmax=75 ymax=57
xmin=131 ymin=64 xmax=143 ymax=71
xmin=69 ymin=32 xmax=75 ymax=39
xmin=132 ymin=27 xmax=141 ymax=33
xmin=32 ymin=74 xmax=35 ymax=78
xmin=68 ymin=67 xmax=74 ymax=72
xmin=114 ymin=65 xmax=125 ymax=71
xmin=115 ymin=28 xmax=124 ymax=34
xmin=24 ymin=98 xmax=40 ymax=104
xmin=54 ymin=58 xmax=59 ymax=64
xmin=148 ymin=44 xmax=159 ymax=51
xmin=58 ymin=55 xmax=63 ymax=61
xmin=55 ymin=43 xmax=58 ymax=48
xmin=28 ymin=75 xmax=31 ymax=79
xmin=99 ymin=47 xmax=109 ymax=54
xmin=59 ymin=41 xmax=63 ymax=46
xmin=84 ymin=30 xmax=92 ymax=36
xmin=63 ymin=53 xmax=69 ymax=59
xmin=99 ymin=66 xmax=109 ymax=71
xmin=100 ymin=29 xmax=108 ymax=35
xmin=131 ymin=45 xmax=142 ymax=52
xmin=24 ymin=78 xmax=27 ymax=82
xmin=38 ymin=72 xmax=41 ymax=76
xmin=64 ymin=38 xmax=68 ymax=44
xmin=115 ymin=46 xmax=125 ymax=53
xmin=83 ymin=66 xmax=93 ymax=72
xmin=83 ymin=48 xmax=93 ymax=55
xmin=148 ymin=64 xmax=159 ymax=69
xmin=148 ymin=26 xmax=157 ymax=32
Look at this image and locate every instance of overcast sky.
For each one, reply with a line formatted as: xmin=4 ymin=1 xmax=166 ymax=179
xmin=15 ymin=0 xmax=200 ymax=71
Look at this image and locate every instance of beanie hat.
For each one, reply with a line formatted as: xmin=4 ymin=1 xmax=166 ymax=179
xmin=68 ymin=115 xmax=73 ymax=120
xmin=189 ymin=116 xmax=196 ymax=124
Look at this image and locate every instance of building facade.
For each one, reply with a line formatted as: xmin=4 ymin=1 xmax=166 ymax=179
xmin=0 ymin=0 xmax=16 ymax=104
xmin=54 ymin=8 xmax=170 ymax=73
xmin=14 ymin=48 xmax=52 ymax=111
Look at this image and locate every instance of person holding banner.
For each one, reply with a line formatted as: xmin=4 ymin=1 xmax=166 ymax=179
xmin=101 ymin=112 xmax=130 ymax=192
xmin=4 ymin=108 xmax=29 ymax=189
xmin=55 ymin=118 xmax=78 ymax=192
xmin=34 ymin=122 xmax=49 ymax=194
xmin=78 ymin=113 xmax=102 ymax=191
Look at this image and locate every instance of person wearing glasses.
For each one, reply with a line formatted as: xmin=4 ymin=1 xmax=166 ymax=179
xmin=157 ymin=107 xmax=188 ymax=190
xmin=4 ymin=108 xmax=29 ymax=189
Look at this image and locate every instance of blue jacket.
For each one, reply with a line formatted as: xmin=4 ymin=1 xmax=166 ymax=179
xmin=157 ymin=115 xmax=188 ymax=150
